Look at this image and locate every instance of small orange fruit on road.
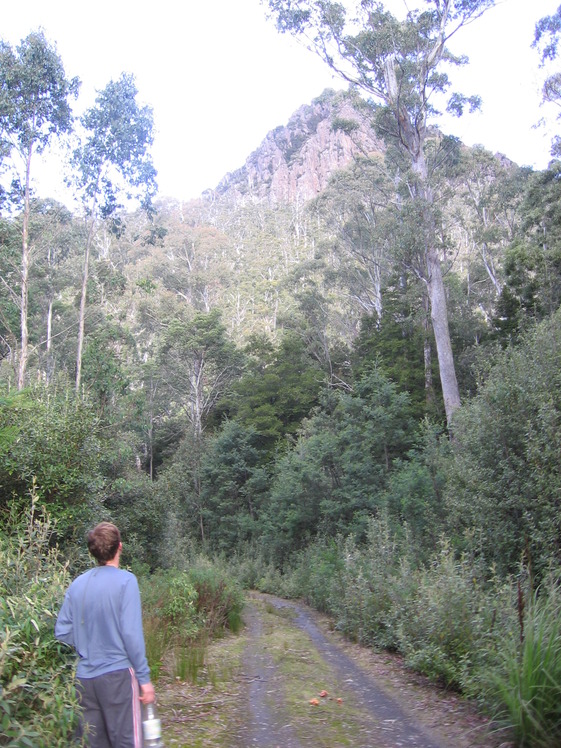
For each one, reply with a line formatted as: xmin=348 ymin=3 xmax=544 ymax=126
xmin=319 ymin=690 xmax=329 ymax=698
xmin=309 ymin=698 xmax=320 ymax=706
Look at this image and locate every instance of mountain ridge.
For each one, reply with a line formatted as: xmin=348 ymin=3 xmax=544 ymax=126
xmin=210 ymin=88 xmax=383 ymax=205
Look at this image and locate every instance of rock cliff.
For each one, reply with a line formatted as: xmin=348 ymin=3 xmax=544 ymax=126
xmin=213 ymin=89 xmax=383 ymax=204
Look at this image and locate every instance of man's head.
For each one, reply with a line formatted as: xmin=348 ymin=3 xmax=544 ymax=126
xmin=87 ymin=522 xmax=121 ymax=565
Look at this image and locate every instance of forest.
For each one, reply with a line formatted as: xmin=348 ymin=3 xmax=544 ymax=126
xmin=1 ymin=1 xmax=561 ymax=746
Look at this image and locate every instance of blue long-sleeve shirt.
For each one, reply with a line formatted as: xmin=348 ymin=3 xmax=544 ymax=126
xmin=55 ymin=565 xmax=151 ymax=685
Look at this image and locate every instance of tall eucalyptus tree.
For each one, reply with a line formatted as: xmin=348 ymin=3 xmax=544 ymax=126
xmin=266 ymin=0 xmax=495 ymax=425
xmin=72 ymin=73 xmax=157 ymax=392
xmin=0 ymin=31 xmax=79 ymax=388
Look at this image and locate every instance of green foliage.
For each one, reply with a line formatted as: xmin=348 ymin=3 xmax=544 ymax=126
xmin=140 ymin=570 xmax=202 ymax=682
xmin=383 ymin=420 xmax=448 ymax=562
xmin=159 ymin=308 xmax=243 ymax=437
xmin=0 ymin=387 xmax=105 ymax=545
xmin=352 ymin=290 xmax=439 ymax=421
xmin=200 ymin=419 xmax=269 ymax=553
xmin=262 ymin=365 xmax=416 ymax=562
xmin=105 ymin=472 xmax=167 ymax=572
xmin=226 ymin=332 xmax=325 ymax=451
xmin=73 ymin=73 xmax=156 ymax=216
xmin=81 ymin=335 xmax=129 ymax=410
xmin=484 ymin=579 xmax=561 ymax=747
xmin=0 ymin=30 xmax=79 ymax=165
xmin=268 ymin=513 xmax=525 ymax=698
xmin=494 ymin=163 xmax=561 ymax=342
xmin=0 ymin=220 xmax=21 ymax=344
xmin=445 ymin=308 xmax=561 ymax=577
xmin=0 ymin=500 xmax=81 ymax=747
xmin=325 ymin=518 xmax=414 ymax=651
xmin=283 ymin=537 xmax=345 ymax=614
xmin=533 ymin=7 xmax=561 ymax=156
xmin=188 ymin=560 xmax=244 ymax=636
xmin=395 ymin=542 xmax=515 ymax=690
xmin=140 ymin=561 xmax=244 ymax=682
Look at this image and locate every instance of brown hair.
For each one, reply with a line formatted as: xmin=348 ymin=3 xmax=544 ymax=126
xmin=87 ymin=522 xmax=121 ymax=565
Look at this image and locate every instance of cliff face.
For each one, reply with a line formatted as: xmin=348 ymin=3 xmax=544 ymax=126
xmin=213 ymin=89 xmax=383 ymax=204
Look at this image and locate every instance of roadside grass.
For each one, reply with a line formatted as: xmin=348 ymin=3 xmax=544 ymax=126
xmin=157 ymin=633 xmax=247 ymax=748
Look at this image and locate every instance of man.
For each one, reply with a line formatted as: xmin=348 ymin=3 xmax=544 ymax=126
xmin=56 ymin=522 xmax=156 ymax=747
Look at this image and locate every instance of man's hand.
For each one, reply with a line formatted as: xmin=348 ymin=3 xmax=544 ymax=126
xmin=139 ymin=682 xmax=156 ymax=704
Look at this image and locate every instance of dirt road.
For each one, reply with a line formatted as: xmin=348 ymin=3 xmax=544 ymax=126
xmin=158 ymin=593 xmax=503 ymax=748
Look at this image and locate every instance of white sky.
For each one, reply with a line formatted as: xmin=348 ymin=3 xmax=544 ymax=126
xmin=2 ymin=0 xmax=560 ymax=205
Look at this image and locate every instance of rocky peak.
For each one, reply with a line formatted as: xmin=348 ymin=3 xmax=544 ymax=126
xmin=213 ymin=89 xmax=384 ymax=204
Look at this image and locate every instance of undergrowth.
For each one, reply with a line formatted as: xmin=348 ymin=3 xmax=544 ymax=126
xmin=0 ymin=497 xmax=82 ymax=747
xmin=140 ymin=559 xmax=244 ymax=683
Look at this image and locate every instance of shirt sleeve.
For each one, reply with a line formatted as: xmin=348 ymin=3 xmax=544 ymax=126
xmin=55 ymin=589 xmax=75 ymax=648
xmin=120 ymin=574 xmax=151 ymax=685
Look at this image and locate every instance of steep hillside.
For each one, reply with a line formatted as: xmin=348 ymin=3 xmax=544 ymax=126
xmin=212 ymin=88 xmax=383 ymax=204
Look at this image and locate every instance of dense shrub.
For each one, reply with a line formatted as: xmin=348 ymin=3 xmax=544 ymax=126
xmin=140 ymin=559 xmax=244 ymax=682
xmin=332 ymin=519 xmax=415 ymax=651
xmin=223 ymin=550 xmax=286 ymax=595
xmin=0 ymin=501 xmax=80 ymax=747
xmin=396 ymin=543 xmax=519 ymax=690
xmin=483 ymin=578 xmax=561 ymax=748
xmin=188 ymin=558 xmax=244 ymax=635
xmin=445 ymin=309 xmax=561 ymax=578
xmin=283 ymin=537 xmax=344 ymax=613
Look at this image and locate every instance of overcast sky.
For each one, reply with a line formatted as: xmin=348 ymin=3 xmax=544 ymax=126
xmin=2 ymin=0 xmax=560 ymax=204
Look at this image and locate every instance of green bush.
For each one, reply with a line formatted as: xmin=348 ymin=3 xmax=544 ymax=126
xmin=140 ymin=560 xmax=245 ymax=682
xmin=396 ymin=542 xmax=517 ymax=690
xmin=329 ymin=517 xmax=413 ymax=651
xmin=445 ymin=309 xmax=561 ymax=578
xmin=140 ymin=570 xmax=202 ymax=682
xmin=288 ymin=537 xmax=344 ymax=613
xmin=0 ymin=387 xmax=105 ymax=549
xmin=223 ymin=550 xmax=285 ymax=595
xmin=0 ymin=500 xmax=81 ymax=747
xmin=485 ymin=579 xmax=561 ymax=747
xmin=188 ymin=558 xmax=244 ymax=636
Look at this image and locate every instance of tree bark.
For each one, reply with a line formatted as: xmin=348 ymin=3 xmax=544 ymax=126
xmin=411 ymin=148 xmax=461 ymax=427
xmin=425 ymin=248 xmax=461 ymax=424
xmin=422 ymin=292 xmax=435 ymax=407
xmin=76 ymin=205 xmax=97 ymax=393
xmin=17 ymin=143 xmax=33 ymax=390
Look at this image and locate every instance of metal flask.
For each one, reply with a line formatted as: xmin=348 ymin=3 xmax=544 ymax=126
xmin=142 ymin=702 xmax=164 ymax=747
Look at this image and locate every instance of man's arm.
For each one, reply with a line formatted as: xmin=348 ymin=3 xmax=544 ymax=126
xmin=120 ymin=575 xmax=152 ymax=685
xmin=55 ymin=590 xmax=75 ymax=648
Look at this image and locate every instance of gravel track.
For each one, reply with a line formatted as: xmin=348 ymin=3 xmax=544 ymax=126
xmin=159 ymin=592 xmax=502 ymax=748
xmin=233 ymin=594 xmax=499 ymax=748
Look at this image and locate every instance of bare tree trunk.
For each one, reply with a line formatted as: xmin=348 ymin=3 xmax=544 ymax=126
xmin=76 ymin=208 xmax=97 ymax=393
xmin=426 ymin=247 xmax=461 ymax=424
xmin=411 ymin=149 xmax=461 ymax=427
xmin=18 ymin=144 xmax=33 ymax=390
xmin=45 ymin=298 xmax=54 ymax=384
xmin=385 ymin=49 xmax=462 ymax=427
xmin=148 ymin=373 xmax=156 ymax=481
xmin=190 ymin=357 xmax=204 ymax=439
xmin=422 ymin=292 xmax=435 ymax=408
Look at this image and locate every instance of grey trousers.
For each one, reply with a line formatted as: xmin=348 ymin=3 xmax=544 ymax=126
xmin=76 ymin=668 xmax=143 ymax=748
